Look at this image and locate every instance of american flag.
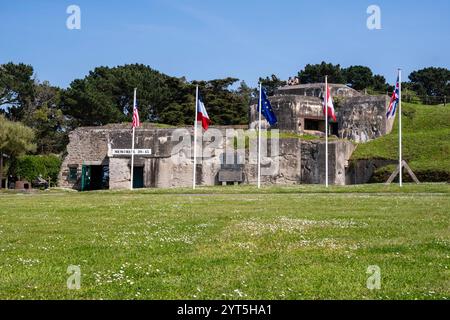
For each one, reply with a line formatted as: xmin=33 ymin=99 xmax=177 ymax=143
xmin=387 ymin=76 xmax=400 ymax=119
xmin=132 ymin=98 xmax=140 ymax=128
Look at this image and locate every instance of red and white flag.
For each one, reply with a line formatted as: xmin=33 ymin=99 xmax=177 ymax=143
xmin=324 ymin=84 xmax=337 ymax=122
xmin=132 ymin=99 xmax=140 ymax=128
xmin=197 ymin=95 xmax=211 ymax=131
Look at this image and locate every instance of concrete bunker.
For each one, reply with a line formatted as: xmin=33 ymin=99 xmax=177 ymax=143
xmin=59 ymin=83 xmax=393 ymax=190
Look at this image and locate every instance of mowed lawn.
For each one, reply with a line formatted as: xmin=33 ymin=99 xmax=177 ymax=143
xmin=0 ymin=185 xmax=449 ymax=300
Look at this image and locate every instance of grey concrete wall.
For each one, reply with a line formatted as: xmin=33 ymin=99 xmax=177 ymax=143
xmin=346 ymin=159 xmax=397 ymax=185
xmin=300 ymin=140 xmax=355 ymax=185
xmin=243 ymin=138 xmax=302 ymax=185
xmin=338 ymin=95 xmax=393 ymax=142
xmin=58 ymin=128 xmax=110 ymax=189
xmin=59 ymin=125 xmax=357 ymax=190
xmin=249 ymin=96 xmax=324 ymax=133
xmin=249 ymin=94 xmax=392 ymax=144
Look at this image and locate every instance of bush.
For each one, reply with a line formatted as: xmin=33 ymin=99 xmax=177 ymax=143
xmin=13 ymin=155 xmax=61 ymax=185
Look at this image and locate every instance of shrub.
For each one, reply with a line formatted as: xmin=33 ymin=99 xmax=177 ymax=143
xmin=13 ymin=155 xmax=61 ymax=185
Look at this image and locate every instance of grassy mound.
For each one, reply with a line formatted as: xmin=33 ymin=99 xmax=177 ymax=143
xmin=352 ymin=103 xmax=450 ymax=182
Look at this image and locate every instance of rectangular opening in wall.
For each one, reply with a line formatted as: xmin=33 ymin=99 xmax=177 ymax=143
xmin=133 ymin=166 xmax=144 ymax=189
xmin=304 ymin=119 xmax=326 ymax=132
xmin=68 ymin=167 xmax=78 ymax=182
xmin=331 ymin=122 xmax=339 ymax=136
xmin=81 ymin=165 xmax=109 ymax=191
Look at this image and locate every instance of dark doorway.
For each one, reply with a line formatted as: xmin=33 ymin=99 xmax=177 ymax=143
xmin=90 ymin=166 xmax=103 ymax=190
xmin=305 ymin=119 xmax=326 ymax=132
xmin=81 ymin=165 xmax=109 ymax=191
xmin=331 ymin=122 xmax=339 ymax=136
xmin=133 ymin=167 xmax=144 ymax=189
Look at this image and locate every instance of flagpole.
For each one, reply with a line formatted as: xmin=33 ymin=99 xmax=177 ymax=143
xmin=130 ymin=88 xmax=137 ymax=190
xmin=193 ymin=85 xmax=199 ymax=190
xmin=258 ymin=83 xmax=262 ymax=189
xmin=325 ymin=76 xmax=329 ymax=188
xmin=398 ymin=69 xmax=403 ymax=187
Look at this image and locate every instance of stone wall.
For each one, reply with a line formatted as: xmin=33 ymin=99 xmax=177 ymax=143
xmin=300 ymin=140 xmax=355 ymax=185
xmin=249 ymin=93 xmax=392 ymax=143
xmin=59 ymin=126 xmax=356 ymax=190
xmin=338 ymin=95 xmax=393 ymax=142
xmin=345 ymin=159 xmax=397 ymax=185
xmin=249 ymin=95 xmax=324 ymax=132
xmin=59 ymin=83 xmax=394 ymax=190
xmin=58 ymin=128 xmax=110 ymax=189
xmin=243 ymin=138 xmax=302 ymax=185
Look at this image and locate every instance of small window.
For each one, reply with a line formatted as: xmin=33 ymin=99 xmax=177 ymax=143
xmin=305 ymin=119 xmax=319 ymax=131
xmin=69 ymin=167 xmax=78 ymax=182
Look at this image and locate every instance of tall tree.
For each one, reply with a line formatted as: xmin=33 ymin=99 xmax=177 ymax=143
xmin=343 ymin=66 xmax=374 ymax=90
xmin=0 ymin=115 xmax=36 ymax=188
xmin=157 ymin=77 xmax=195 ymax=126
xmin=259 ymin=75 xmax=285 ymax=96
xmin=371 ymin=74 xmax=391 ymax=93
xmin=0 ymin=62 xmax=35 ymax=121
xmin=28 ymin=81 xmax=68 ymax=153
xmin=62 ymin=64 xmax=191 ymax=127
xmin=63 ymin=64 xmax=250 ymax=127
xmin=194 ymin=78 xmax=249 ymax=125
xmin=297 ymin=62 xmax=346 ymax=84
xmin=409 ymin=67 xmax=450 ymax=98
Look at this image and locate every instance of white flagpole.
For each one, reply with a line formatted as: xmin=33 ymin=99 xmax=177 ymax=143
xmin=193 ymin=85 xmax=199 ymax=190
xmin=130 ymin=88 xmax=137 ymax=190
xmin=325 ymin=76 xmax=329 ymax=188
xmin=257 ymin=83 xmax=262 ymax=189
xmin=398 ymin=69 xmax=403 ymax=187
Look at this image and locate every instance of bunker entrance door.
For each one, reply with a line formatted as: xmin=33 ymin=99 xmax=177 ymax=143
xmin=133 ymin=166 xmax=144 ymax=189
xmin=81 ymin=165 xmax=109 ymax=191
xmin=331 ymin=122 xmax=339 ymax=136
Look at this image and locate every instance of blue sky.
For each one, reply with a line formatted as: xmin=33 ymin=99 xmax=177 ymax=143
xmin=0 ymin=0 xmax=449 ymax=88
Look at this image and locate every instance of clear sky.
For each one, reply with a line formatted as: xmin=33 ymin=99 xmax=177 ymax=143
xmin=1 ymin=0 xmax=449 ymax=88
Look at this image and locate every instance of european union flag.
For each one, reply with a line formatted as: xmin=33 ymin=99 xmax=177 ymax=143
xmin=259 ymin=87 xmax=278 ymax=126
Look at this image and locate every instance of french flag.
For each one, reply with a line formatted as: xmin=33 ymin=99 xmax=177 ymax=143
xmin=197 ymin=95 xmax=211 ymax=131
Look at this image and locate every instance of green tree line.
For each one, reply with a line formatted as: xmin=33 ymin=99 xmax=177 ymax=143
xmin=1 ymin=61 xmax=448 ymax=159
xmin=260 ymin=62 xmax=450 ymax=100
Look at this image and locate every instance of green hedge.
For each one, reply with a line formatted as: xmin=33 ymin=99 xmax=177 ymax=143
xmin=14 ymin=155 xmax=61 ymax=185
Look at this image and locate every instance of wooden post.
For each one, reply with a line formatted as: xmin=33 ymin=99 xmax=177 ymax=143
xmin=402 ymin=161 xmax=420 ymax=184
xmin=386 ymin=161 xmax=420 ymax=185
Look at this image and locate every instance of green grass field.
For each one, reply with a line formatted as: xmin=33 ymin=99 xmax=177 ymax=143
xmin=0 ymin=184 xmax=449 ymax=300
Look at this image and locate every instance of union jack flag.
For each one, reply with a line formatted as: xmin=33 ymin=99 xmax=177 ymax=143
xmin=387 ymin=76 xmax=400 ymax=119
xmin=132 ymin=98 xmax=140 ymax=128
